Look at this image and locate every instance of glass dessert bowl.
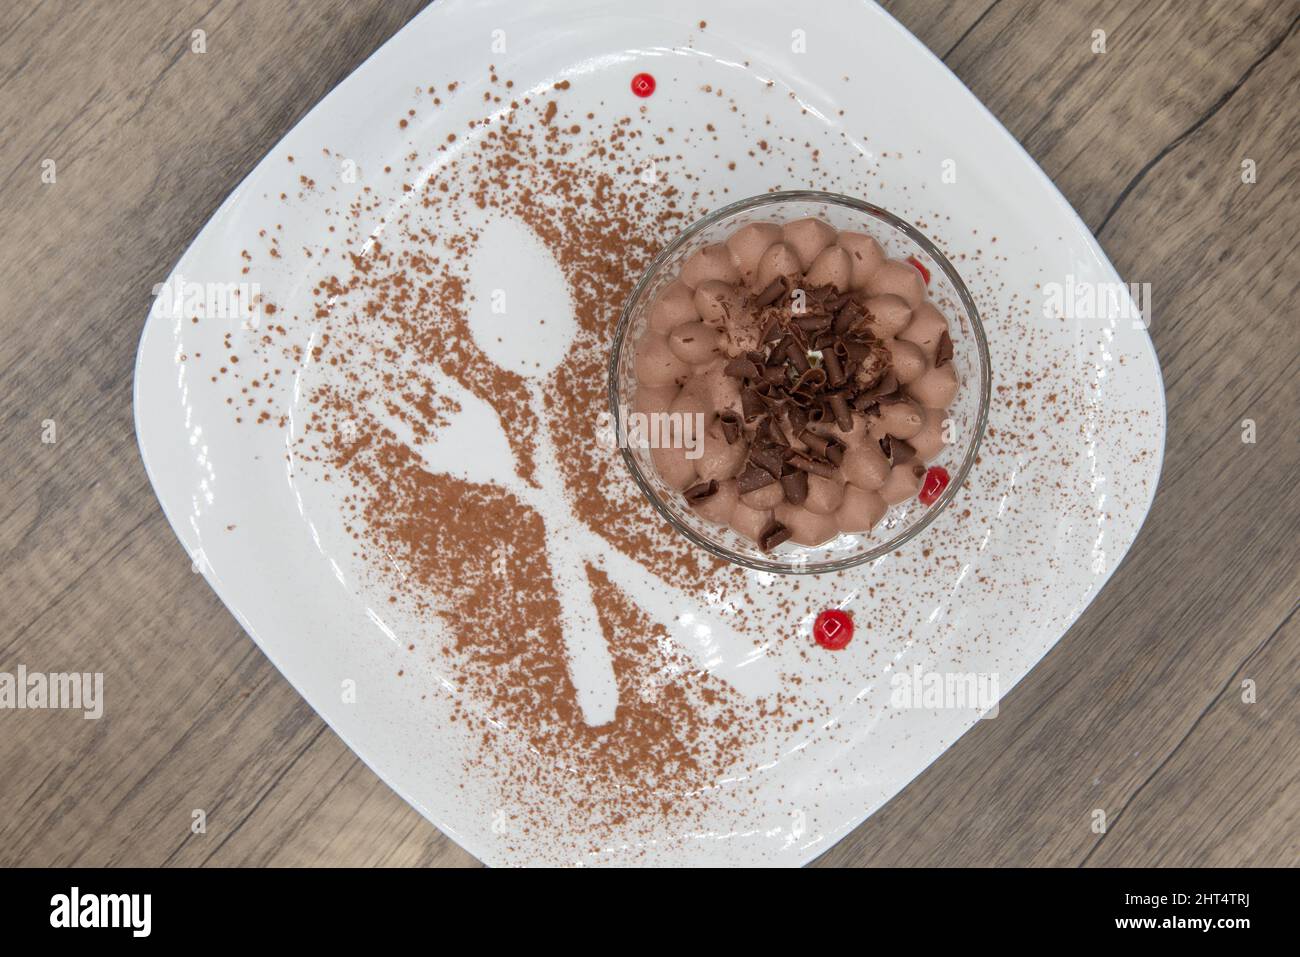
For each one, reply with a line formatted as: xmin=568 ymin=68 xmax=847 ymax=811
xmin=609 ymin=190 xmax=991 ymax=574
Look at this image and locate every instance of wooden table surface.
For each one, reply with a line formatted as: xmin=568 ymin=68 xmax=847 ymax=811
xmin=2 ymin=0 xmax=1296 ymax=868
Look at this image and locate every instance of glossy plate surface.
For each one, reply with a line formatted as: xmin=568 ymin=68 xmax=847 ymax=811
xmin=134 ymin=0 xmax=1165 ymax=865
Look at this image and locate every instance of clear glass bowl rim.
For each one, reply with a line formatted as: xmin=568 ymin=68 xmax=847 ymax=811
xmin=608 ymin=189 xmax=992 ymax=575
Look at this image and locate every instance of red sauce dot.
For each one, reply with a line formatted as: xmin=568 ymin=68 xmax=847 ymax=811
xmin=813 ymin=609 xmax=854 ymax=650
xmin=631 ymin=72 xmax=656 ymax=97
xmin=905 ymin=255 xmax=931 ymax=285
xmin=919 ymin=466 xmax=950 ymax=506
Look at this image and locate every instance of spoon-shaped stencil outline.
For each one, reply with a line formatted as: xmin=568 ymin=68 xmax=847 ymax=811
xmin=371 ymin=358 xmax=779 ymax=726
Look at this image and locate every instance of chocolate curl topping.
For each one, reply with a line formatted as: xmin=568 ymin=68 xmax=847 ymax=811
xmin=803 ymin=433 xmax=847 ymax=466
xmin=737 ymin=463 xmax=776 ymax=493
xmin=890 ymin=439 xmax=918 ymax=466
xmin=788 ymin=452 xmax=838 ymax=479
xmin=755 ymin=277 xmax=787 ymax=307
xmin=936 ymin=330 xmax=954 ymax=367
xmin=788 ymin=404 xmax=809 ymax=435
xmin=718 ymin=411 xmax=742 ymax=444
xmin=790 ymin=365 xmax=827 ymax=397
xmin=834 ymin=300 xmax=866 ymax=335
xmin=684 ymin=480 xmax=718 ymax=503
xmin=724 ymin=356 xmax=760 ymax=379
xmin=841 ymin=339 xmax=874 ymax=362
xmin=675 ymin=280 xmax=952 ymax=532
xmin=812 ymin=331 xmax=837 ymax=351
xmin=758 ymin=385 xmax=788 ymax=413
xmin=799 ymin=430 xmax=831 ymax=458
xmin=757 ymin=521 xmax=792 ymax=552
xmin=784 ymin=388 xmax=812 ymax=411
xmin=860 ymin=372 xmax=899 ymax=402
xmin=878 ymin=435 xmax=917 ymax=467
xmin=795 ymin=314 xmax=831 ymax=332
xmin=780 ymin=467 xmax=809 ymax=505
xmin=750 ymin=443 xmax=788 ymax=479
xmin=763 ymin=416 xmax=789 ymax=447
xmin=822 ymin=347 xmax=846 ymax=387
xmin=784 ymin=340 xmax=812 ymax=374
xmin=828 ymin=393 xmax=853 ymax=433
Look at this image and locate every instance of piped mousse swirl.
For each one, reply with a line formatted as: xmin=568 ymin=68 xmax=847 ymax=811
xmin=632 ymin=217 xmax=960 ymax=551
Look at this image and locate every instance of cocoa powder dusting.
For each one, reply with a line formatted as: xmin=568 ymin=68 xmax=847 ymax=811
xmin=225 ymin=72 xmax=801 ymax=855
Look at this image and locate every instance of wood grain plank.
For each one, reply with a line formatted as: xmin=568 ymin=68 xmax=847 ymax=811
xmin=880 ymin=0 xmax=1001 ymax=58
xmin=941 ymin=0 xmax=1298 ymax=231
xmin=1083 ymin=607 xmax=1299 ymax=866
xmin=0 ymin=0 xmax=450 ymax=868
xmin=816 ymin=12 xmax=1300 ymax=867
xmin=196 ymin=734 xmax=479 ymax=867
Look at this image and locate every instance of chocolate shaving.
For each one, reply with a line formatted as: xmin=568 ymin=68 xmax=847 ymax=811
xmin=780 ymin=468 xmax=808 ymax=505
xmin=799 ymin=430 xmax=826 ymax=456
xmin=822 ymin=348 xmax=845 ymax=387
xmin=833 ymin=300 xmax=864 ymax=334
xmin=754 ymin=277 xmax=787 ymax=307
xmin=935 ymin=330 xmax=954 ymax=367
xmin=790 ymin=366 xmax=827 ymax=396
xmin=841 ymin=339 xmax=873 ymax=362
xmin=828 ymin=393 xmax=852 ymax=433
xmin=890 ymin=439 xmax=917 ymax=466
xmin=788 ymin=405 xmax=809 ymax=435
xmin=757 ymin=521 xmax=791 ymax=552
xmin=740 ymin=387 xmax=766 ymax=421
xmin=718 ymin=411 xmax=742 ymax=444
xmin=788 ymin=453 xmax=838 ymax=479
xmin=785 ymin=388 xmax=812 ymax=411
xmin=758 ymin=385 xmax=786 ymax=411
xmin=684 ymin=480 xmax=718 ymax=503
xmin=737 ymin=463 xmax=777 ymax=493
xmin=784 ymin=340 xmax=811 ymax=374
xmin=878 ymin=436 xmax=917 ymax=467
xmin=724 ymin=356 xmax=760 ymax=379
xmin=798 ymin=430 xmax=844 ymax=464
xmin=859 ymin=372 xmax=899 ymax=402
xmin=750 ymin=443 xmax=787 ymax=478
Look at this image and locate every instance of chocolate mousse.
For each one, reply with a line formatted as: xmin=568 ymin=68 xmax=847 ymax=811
xmin=632 ymin=217 xmax=960 ymax=551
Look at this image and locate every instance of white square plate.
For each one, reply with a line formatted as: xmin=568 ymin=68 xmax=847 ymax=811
xmin=135 ymin=0 xmax=1164 ymax=865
